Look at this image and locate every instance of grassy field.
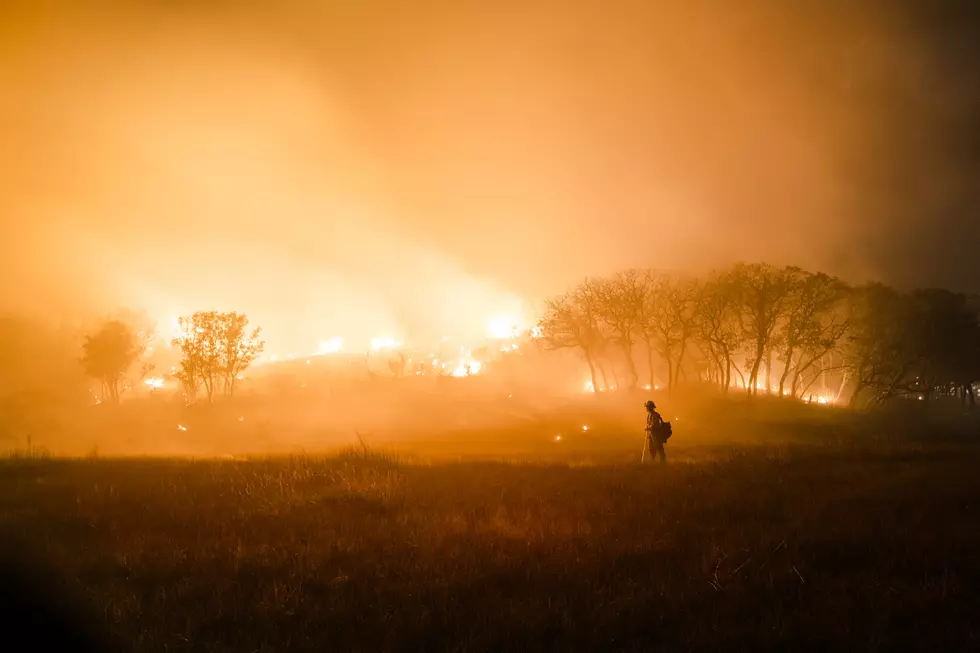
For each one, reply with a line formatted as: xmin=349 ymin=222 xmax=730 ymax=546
xmin=2 ymin=400 xmax=979 ymax=652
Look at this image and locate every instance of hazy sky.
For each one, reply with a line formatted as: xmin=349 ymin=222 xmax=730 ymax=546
xmin=2 ymin=0 xmax=978 ymax=351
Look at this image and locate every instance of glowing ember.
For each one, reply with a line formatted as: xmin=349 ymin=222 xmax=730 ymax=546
xmin=370 ymin=336 xmax=401 ymax=351
xmin=451 ymin=359 xmax=482 ymax=377
xmin=486 ymin=314 xmax=521 ymax=340
xmin=554 ymin=434 xmax=562 ymax=442
xmin=317 ymin=337 xmax=344 ymax=354
xmin=176 ymin=424 xmax=188 ymax=431
xmin=804 ymin=394 xmax=835 ymax=406
xmin=582 ymin=425 xmax=589 ymax=431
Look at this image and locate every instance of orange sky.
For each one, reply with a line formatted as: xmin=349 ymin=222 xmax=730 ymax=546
xmin=2 ymin=0 xmax=978 ymax=352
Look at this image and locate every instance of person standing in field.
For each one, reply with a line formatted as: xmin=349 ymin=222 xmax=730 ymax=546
xmin=643 ymin=400 xmax=668 ymax=464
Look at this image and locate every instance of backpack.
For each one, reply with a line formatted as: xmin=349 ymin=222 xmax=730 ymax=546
xmin=660 ymin=421 xmax=672 ymax=441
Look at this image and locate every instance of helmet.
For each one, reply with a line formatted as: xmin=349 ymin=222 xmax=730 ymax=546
xmin=644 ymin=400 xmax=656 ymax=409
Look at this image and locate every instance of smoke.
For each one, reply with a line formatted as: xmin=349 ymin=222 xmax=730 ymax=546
xmin=2 ymin=0 xmax=978 ymax=351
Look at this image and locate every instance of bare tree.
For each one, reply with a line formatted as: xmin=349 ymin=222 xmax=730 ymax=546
xmin=538 ymin=287 xmax=607 ymax=392
xmin=775 ymin=270 xmax=849 ymax=395
xmin=843 ymin=285 xmax=923 ymax=408
xmin=645 ymin=274 xmax=697 ymax=393
xmin=692 ymin=273 xmax=744 ymax=392
xmin=81 ymin=320 xmax=140 ymax=404
xmin=788 ymin=289 xmax=852 ymax=398
xmin=219 ymin=312 xmax=264 ymax=397
xmin=172 ymin=311 xmax=264 ymax=402
xmin=731 ymin=263 xmax=795 ymax=396
xmin=534 ymin=261 xmax=980 ymax=410
xmin=636 ymin=271 xmax=659 ymax=389
xmin=596 ymin=271 xmax=647 ymax=390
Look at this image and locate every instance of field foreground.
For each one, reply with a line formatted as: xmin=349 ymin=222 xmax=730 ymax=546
xmin=2 ymin=423 xmax=980 ymax=652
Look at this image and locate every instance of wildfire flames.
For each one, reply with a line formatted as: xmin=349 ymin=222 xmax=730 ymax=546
xmin=451 ymin=359 xmax=482 ymax=377
xmin=580 ymin=371 xmax=838 ymax=406
xmin=370 ymin=336 xmax=401 ymax=352
xmin=317 ymin=337 xmax=344 ymax=355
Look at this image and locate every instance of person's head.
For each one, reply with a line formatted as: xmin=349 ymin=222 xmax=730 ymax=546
xmin=644 ymin=400 xmax=656 ymax=411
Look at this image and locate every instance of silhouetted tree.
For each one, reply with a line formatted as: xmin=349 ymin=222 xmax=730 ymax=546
xmin=81 ymin=320 xmax=141 ymax=404
xmin=731 ymin=263 xmax=795 ymax=395
xmin=645 ymin=274 xmax=697 ymax=393
xmin=538 ymin=281 xmax=610 ymax=392
xmin=844 ymin=285 xmax=925 ymax=407
xmin=538 ymin=293 xmax=597 ymax=391
xmin=596 ymin=271 xmax=646 ymax=390
xmin=219 ymin=312 xmax=264 ymax=396
xmin=909 ymin=289 xmax=980 ymax=406
xmin=172 ymin=311 xmax=264 ymax=402
xmin=692 ymin=274 xmax=744 ymax=391
xmin=775 ymin=270 xmax=850 ymax=396
xmin=535 ymin=261 xmax=978 ymax=410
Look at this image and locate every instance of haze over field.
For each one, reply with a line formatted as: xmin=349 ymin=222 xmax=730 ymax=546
xmin=5 ymin=5 xmax=980 ymax=653
xmin=3 ymin=0 xmax=980 ymax=355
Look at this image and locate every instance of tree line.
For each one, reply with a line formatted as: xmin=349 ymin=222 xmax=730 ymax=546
xmin=536 ymin=263 xmax=980 ymax=408
xmin=82 ymin=311 xmax=264 ymax=404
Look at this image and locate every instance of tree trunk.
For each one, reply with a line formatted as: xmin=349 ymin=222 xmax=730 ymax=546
xmin=731 ymin=360 xmax=746 ymax=391
xmin=673 ymin=342 xmax=688 ymax=394
xmin=748 ymin=351 xmax=763 ymax=396
xmin=597 ymin=362 xmax=610 ymax=392
xmin=623 ymin=343 xmax=639 ymax=390
xmin=778 ymin=346 xmax=794 ymax=395
xmin=585 ymin=353 xmax=599 ymax=394
xmin=764 ymin=350 xmax=773 ymax=394
xmin=709 ymin=354 xmax=723 ymax=386
xmin=203 ymin=373 xmax=215 ymax=403
xmin=848 ymin=381 xmax=867 ymax=408
xmin=644 ymin=340 xmax=656 ymax=388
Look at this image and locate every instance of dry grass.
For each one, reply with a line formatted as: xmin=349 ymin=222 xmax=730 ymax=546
xmin=2 ymin=412 xmax=979 ymax=652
